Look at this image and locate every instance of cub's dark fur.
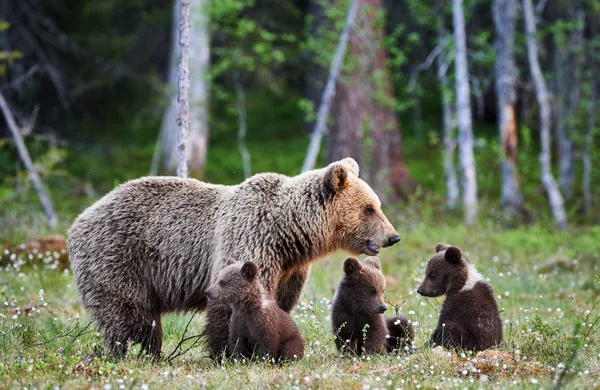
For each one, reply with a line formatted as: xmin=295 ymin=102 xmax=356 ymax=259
xmin=417 ymin=244 xmax=503 ymax=352
xmin=205 ymin=259 xmax=304 ymax=362
xmin=331 ymin=257 xmax=413 ymax=355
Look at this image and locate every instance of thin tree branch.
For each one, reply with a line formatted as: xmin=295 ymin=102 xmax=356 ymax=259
xmin=409 ymin=37 xmax=450 ymax=90
xmin=0 ymin=90 xmax=57 ymax=228
xmin=177 ymin=0 xmax=191 ymax=178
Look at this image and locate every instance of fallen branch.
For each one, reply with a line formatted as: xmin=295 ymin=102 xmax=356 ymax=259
xmin=166 ymin=308 xmax=203 ymax=362
xmin=301 ymin=0 xmax=360 ymax=173
xmin=0 ymin=90 xmax=58 ymax=228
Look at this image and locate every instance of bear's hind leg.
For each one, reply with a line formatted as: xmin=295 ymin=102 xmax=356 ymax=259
xmin=99 ymin=307 xmax=159 ymax=360
xmin=139 ymin=312 xmax=163 ymax=359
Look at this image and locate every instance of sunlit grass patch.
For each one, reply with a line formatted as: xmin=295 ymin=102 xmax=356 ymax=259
xmin=0 ymin=217 xmax=599 ymax=389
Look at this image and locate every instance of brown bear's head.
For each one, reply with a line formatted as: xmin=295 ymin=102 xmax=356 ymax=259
xmin=205 ymin=258 xmax=262 ymax=306
xmin=324 ymin=158 xmax=400 ymax=256
xmin=417 ymin=244 xmax=482 ymax=297
xmin=338 ymin=256 xmax=388 ymax=315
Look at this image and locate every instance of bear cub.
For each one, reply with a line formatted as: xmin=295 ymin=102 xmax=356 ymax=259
xmin=332 ymin=257 xmax=414 ymax=355
xmin=417 ymin=244 xmax=503 ymax=352
xmin=205 ymin=259 xmax=304 ymax=362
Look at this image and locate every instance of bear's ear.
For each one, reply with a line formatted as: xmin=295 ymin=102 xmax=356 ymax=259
xmin=364 ymin=256 xmax=381 ymax=270
xmin=241 ymin=261 xmax=259 ymax=280
xmin=225 ymin=258 xmax=237 ymax=266
xmin=338 ymin=158 xmax=360 ymax=177
xmin=435 ymin=243 xmax=450 ymax=253
xmin=444 ymin=246 xmax=462 ymax=264
xmin=324 ymin=163 xmax=349 ymax=196
xmin=343 ymin=257 xmax=362 ymax=275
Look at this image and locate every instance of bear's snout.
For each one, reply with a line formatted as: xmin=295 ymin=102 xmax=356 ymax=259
xmin=417 ymin=287 xmax=436 ymax=297
xmin=385 ymin=234 xmax=401 ymax=247
xmin=377 ymin=304 xmax=387 ymax=314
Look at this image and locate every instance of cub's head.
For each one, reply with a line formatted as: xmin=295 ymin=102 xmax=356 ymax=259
xmin=338 ymin=256 xmax=388 ymax=315
xmin=323 ymin=158 xmax=400 ymax=256
xmin=205 ymin=259 xmax=260 ymax=304
xmin=417 ymin=244 xmax=482 ymax=297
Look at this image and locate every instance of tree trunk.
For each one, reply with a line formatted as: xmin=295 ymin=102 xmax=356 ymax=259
xmin=436 ymin=24 xmax=459 ymax=210
xmin=152 ymin=0 xmax=209 ymax=177
xmin=177 ymin=0 xmax=191 ymax=178
xmin=0 ymin=90 xmax=58 ymax=229
xmin=302 ymin=0 xmax=359 ymax=173
xmin=452 ymin=0 xmax=478 ymax=224
xmin=327 ymin=0 xmax=416 ymax=201
xmin=493 ymin=0 xmax=522 ymax=214
xmin=523 ymin=0 xmax=567 ymax=229
xmin=583 ymin=33 xmax=596 ymax=216
xmin=552 ymin=4 xmax=584 ymax=199
xmin=187 ymin=0 xmax=210 ymax=177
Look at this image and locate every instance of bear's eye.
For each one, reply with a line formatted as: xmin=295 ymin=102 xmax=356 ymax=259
xmin=219 ymin=280 xmax=226 ymax=286
xmin=364 ymin=205 xmax=375 ymax=215
xmin=371 ymin=288 xmax=377 ymax=295
xmin=428 ymin=272 xmax=435 ymax=280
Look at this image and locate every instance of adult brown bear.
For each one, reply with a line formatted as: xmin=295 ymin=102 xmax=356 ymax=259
xmin=68 ymin=158 xmax=400 ymax=358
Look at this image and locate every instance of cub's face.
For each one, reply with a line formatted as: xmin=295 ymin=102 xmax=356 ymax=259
xmin=340 ymin=257 xmax=388 ymax=315
xmin=417 ymin=244 xmax=464 ymax=297
xmin=325 ymin=158 xmax=400 ymax=256
xmin=205 ymin=259 xmax=259 ymax=304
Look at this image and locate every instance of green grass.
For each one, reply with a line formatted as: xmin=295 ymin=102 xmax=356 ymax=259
xmin=1 ymin=209 xmax=599 ymax=389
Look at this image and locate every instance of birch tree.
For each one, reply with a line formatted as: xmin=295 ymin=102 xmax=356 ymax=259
xmin=152 ymin=0 xmax=210 ymax=177
xmin=493 ymin=0 xmax=522 ymax=214
xmin=552 ymin=4 xmax=585 ymax=199
xmin=522 ymin=0 xmax=567 ymax=229
xmin=436 ymin=22 xmax=459 ymax=210
xmin=452 ymin=0 xmax=478 ymax=224
xmin=177 ymin=0 xmax=191 ymax=178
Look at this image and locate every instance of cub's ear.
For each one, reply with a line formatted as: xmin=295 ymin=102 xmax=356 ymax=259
xmin=444 ymin=246 xmax=462 ymax=264
xmin=324 ymin=163 xmax=349 ymax=196
xmin=435 ymin=243 xmax=451 ymax=253
xmin=364 ymin=256 xmax=381 ymax=270
xmin=338 ymin=157 xmax=359 ymax=177
xmin=225 ymin=258 xmax=238 ymax=266
xmin=343 ymin=257 xmax=362 ymax=275
xmin=241 ymin=261 xmax=259 ymax=280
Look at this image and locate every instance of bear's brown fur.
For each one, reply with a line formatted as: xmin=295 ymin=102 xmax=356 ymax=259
xmin=331 ymin=257 xmax=413 ymax=355
xmin=417 ymin=244 xmax=503 ymax=352
xmin=205 ymin=259 xmax=304 ymax=362
xmin=68 ymin=158 xmax=400 ymax=359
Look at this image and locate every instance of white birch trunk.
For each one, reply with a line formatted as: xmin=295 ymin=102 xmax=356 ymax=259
xmin=452 ymin=0 xmax=478 ymax=224
xmin=436 ymin=24 xmax=459 ymax=210
xmin=301 ymin=0 xmax=359 ymax=173
xmin=152 ymin=0 xmax=209 ymax=176
xmin=493 ymin=0 xmax=522 ymax=213
xmin=523 ymin=0 xmax=567 ymax=229
xmin=177 ymin=0 xmax=191 ymax=178
xmin=0 ymin=91 xmax=58 ymax=229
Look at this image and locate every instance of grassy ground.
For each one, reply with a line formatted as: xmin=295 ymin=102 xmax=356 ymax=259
xmin=0 ymin=206 xmax=598 ymax=389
